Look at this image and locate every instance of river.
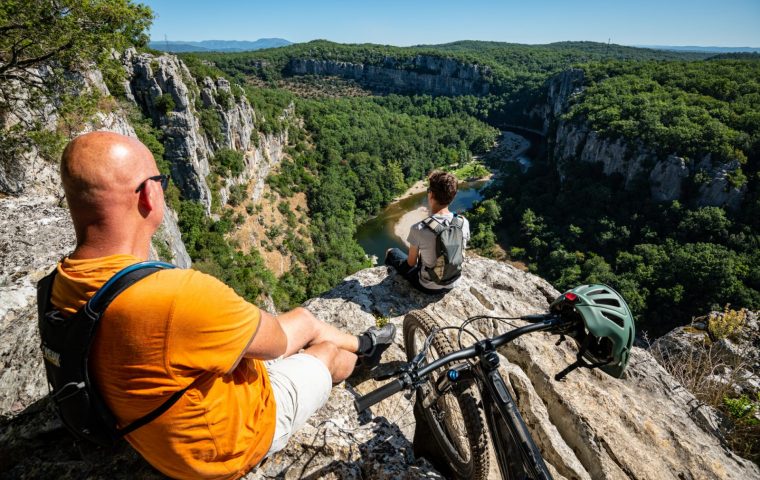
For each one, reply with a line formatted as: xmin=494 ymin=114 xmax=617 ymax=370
xmin=356 ymin=130 xmax=534 ymax=263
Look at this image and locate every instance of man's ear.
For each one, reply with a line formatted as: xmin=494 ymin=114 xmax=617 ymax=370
xmin=136 ymin=181 xmax=158 ymax=217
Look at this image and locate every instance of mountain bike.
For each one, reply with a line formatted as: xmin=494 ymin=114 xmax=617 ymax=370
xmin=354 ymin=284 xmax=635 ymax=480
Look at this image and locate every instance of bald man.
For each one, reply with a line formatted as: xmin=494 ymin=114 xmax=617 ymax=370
xmin=48 ymin=131 xmax=396 ymax=479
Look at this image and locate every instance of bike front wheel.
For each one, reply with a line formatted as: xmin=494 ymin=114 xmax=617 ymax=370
xmin=403 ymin=310 xmax=490 ymax=480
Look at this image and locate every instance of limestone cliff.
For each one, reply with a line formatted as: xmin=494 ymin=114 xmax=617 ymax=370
xmin=535 ymin=69 xmax=746 ymax=210
xmin=287 ymin=55 xmax=491 ymax=96
xmin=1 ymin=257 xmax=758 ymax=479
xmin=121 ymin=49 xmax=290 ymax=212
xmin=0 ymin=68 xmax=135 ymax=197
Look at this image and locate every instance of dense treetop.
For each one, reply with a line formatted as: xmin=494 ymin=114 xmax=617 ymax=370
xmin=569 ymin=60 xmax=760 ymax=168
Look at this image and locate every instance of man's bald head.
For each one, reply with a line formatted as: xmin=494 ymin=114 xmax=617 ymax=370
xmin=61 ymin=131 xmax=163 ymax=239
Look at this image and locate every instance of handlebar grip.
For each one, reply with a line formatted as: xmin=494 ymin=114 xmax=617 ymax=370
xmin=354 ymin=379 xmax=405 ymax=412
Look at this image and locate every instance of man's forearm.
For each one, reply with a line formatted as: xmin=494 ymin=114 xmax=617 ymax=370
xmin=407 ymin=245 xmax=419 ymax=267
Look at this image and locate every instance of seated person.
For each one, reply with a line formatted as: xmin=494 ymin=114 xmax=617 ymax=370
xmin=49 ymin=131 xmax=397 ymax=479
xmin=385 ymin=170 xmax=470 ymax=294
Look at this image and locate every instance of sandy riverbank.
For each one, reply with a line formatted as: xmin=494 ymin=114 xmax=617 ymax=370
xmin=393 ymin=206 xmax=429 ymax=247
xmin=392 ymin=179 xmax=427 ymax=202
xmin=482 ymin=131 xmax=531 ymax=163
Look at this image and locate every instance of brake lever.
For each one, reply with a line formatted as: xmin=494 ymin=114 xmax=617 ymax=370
xmin=372 ymin=361 xmax=414 ymax=381
xmin=410 ymin=349 xmax=427 ymax=369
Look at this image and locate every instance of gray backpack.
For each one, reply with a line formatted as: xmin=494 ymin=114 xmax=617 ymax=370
xmin=422 ymin=215 xmax=465 ymax=286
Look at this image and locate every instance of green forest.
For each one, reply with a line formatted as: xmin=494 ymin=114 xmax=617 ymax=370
xmin=186 ymin=40 xmax=760 ymax=335
xmin=482 ymin=59 xmax=760 ymax=335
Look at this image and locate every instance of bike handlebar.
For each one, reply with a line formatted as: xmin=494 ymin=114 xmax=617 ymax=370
xmin=354 ymin=314 xmax=564 ymax=412
xmin=354 ymin=378 xmax=406 ymax=412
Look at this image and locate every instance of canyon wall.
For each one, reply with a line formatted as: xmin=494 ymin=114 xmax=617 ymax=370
xmin=535 ymin=69 xmax=746 ymax=209
xmin=287 ymin=55 xmax=491 ymax=96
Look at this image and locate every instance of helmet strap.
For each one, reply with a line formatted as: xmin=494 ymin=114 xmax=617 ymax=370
xmin=554 ymin=338 xmax=612 ymax=381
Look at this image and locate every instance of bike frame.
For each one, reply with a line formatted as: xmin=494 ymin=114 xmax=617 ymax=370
xmin=425 ymin=322 xmax=556 ymax=480
xmin=355 ymin=315 xmax=575 ymax=480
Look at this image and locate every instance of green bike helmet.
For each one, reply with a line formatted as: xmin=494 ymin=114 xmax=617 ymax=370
xmin=550 ymin=284 xmax=635 ymax=378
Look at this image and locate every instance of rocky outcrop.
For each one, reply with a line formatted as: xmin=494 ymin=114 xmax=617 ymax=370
xmin=652 ymin=310 xmax=760 ymax=401
xmin=540 ymin=70 xmax=746 ymax=209
xmin=121 ymin=49 xmax=289 ymax=211
xmin=1 ymin=257 xmax=757 ymax=479
xmin=0 ymin=66 xmax=135 ymax=198
xmin=0 ymin=197 xmax=74 ymax=419
xmin=649 ymin=154 xmax=690 ymax=201
xmin=695 ymin=157 xmax=746 ymax=211
xmin=287 ymin=56 xmax=490 ymax=96
xmin=122 ymin=49 xmax=214 ymax=208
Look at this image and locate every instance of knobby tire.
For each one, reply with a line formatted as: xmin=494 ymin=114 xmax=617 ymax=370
xmin=403 ymin=310 xmax=490 ymax=480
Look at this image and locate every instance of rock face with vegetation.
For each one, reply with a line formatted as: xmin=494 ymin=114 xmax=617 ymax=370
xmin=0 ymin=68 xmax=135 ymax=197
xmin=2 ymin=257 xmax=758 ymax=479
xmin=538 ymin=69 xmax=746 ymax=210
xmin=121 ymin=49 xmax=289 ymax=212
xmin=287 ymin=55 xmax=491 ymax=96
xmin=123 ymin=48 xmax=214 ymax=207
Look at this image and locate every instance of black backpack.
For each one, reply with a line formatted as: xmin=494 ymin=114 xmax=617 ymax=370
xmin=421 ymin=214 xmax=465 ymax=286
xmin=36 ymin=261 xmax=188 ymax=447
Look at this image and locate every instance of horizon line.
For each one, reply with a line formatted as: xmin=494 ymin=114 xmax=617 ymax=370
xmin=148 ymin=38 xmax=760 ymax=49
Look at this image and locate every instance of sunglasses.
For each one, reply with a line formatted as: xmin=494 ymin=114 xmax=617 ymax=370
xmin=135 ymin=174 xmax=170 ymax=193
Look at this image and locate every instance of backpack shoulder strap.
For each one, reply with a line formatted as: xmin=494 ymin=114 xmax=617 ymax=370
xmin=422 ymin=216 xmax=445 ymax=234
xmin=81 ymin=261 xmax=186 ymax=437
xmin=99 ymin=262 xmax=194 ymax=436
xmin=37 ymin=267 xmax=58 ymax=321
xmin=86 ymin=261 xmax=175 ymax=317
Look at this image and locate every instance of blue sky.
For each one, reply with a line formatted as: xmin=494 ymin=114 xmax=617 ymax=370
xmin=142 ymin=0 xmax=760 ymax=47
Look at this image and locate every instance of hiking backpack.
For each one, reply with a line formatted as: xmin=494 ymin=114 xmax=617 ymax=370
xmin=422 ymin=214 xmax=465 ymax=286
xmin=36 ymin=261 xmax=188 ymax=447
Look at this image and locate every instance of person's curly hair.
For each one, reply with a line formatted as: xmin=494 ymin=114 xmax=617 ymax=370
xmin=427 ymin=170 xmax=457 ymax=205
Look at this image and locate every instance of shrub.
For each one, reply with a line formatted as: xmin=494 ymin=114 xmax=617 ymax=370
xmin=215 ymin=89 xmax=233 ymax=108
xmin=213 ymin=148 xmax=245 ymax=177
xmin=722 ymin=394 xmax=760 ymax=464
xmin=199 ymin=108 xmax=224 ymax=144
xmin=228 ymin=184 xmax=247 ymax=206
xmin=155 ymin=93 xmax=176 ymax=115
xmin=708 ymin=305 xmax=747 ymax=341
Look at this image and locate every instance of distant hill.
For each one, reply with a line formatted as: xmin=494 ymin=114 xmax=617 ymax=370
xmin=149 ymin=38 xmax=292 ymax=53
xmin=637 ymin=45 xmax=760 ymax=54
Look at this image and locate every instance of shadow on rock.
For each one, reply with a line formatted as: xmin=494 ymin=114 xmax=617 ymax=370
xmin=264 ymin=417 xmax=441 ymax=479
xmin=0 ymin=397 xmax=163 ymax=479
xmin=319 ymin=272 xmax=447 ymax=319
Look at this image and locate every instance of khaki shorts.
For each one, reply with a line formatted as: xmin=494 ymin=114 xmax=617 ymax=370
xmin=264 ymin=353 xmax=333 ymax=457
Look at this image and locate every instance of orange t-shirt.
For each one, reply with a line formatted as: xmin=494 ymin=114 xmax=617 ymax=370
xmin=50 ymin=254 xmax=276 ymax=479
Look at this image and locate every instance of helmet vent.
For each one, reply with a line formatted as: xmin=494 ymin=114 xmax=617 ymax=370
xmin=602 ymin=311 xmax=625 ymax=328
xmin=588 ymin=288 xmax=611 ymax=296
xmin=594 ymin=297 xmax=621 ymax=307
